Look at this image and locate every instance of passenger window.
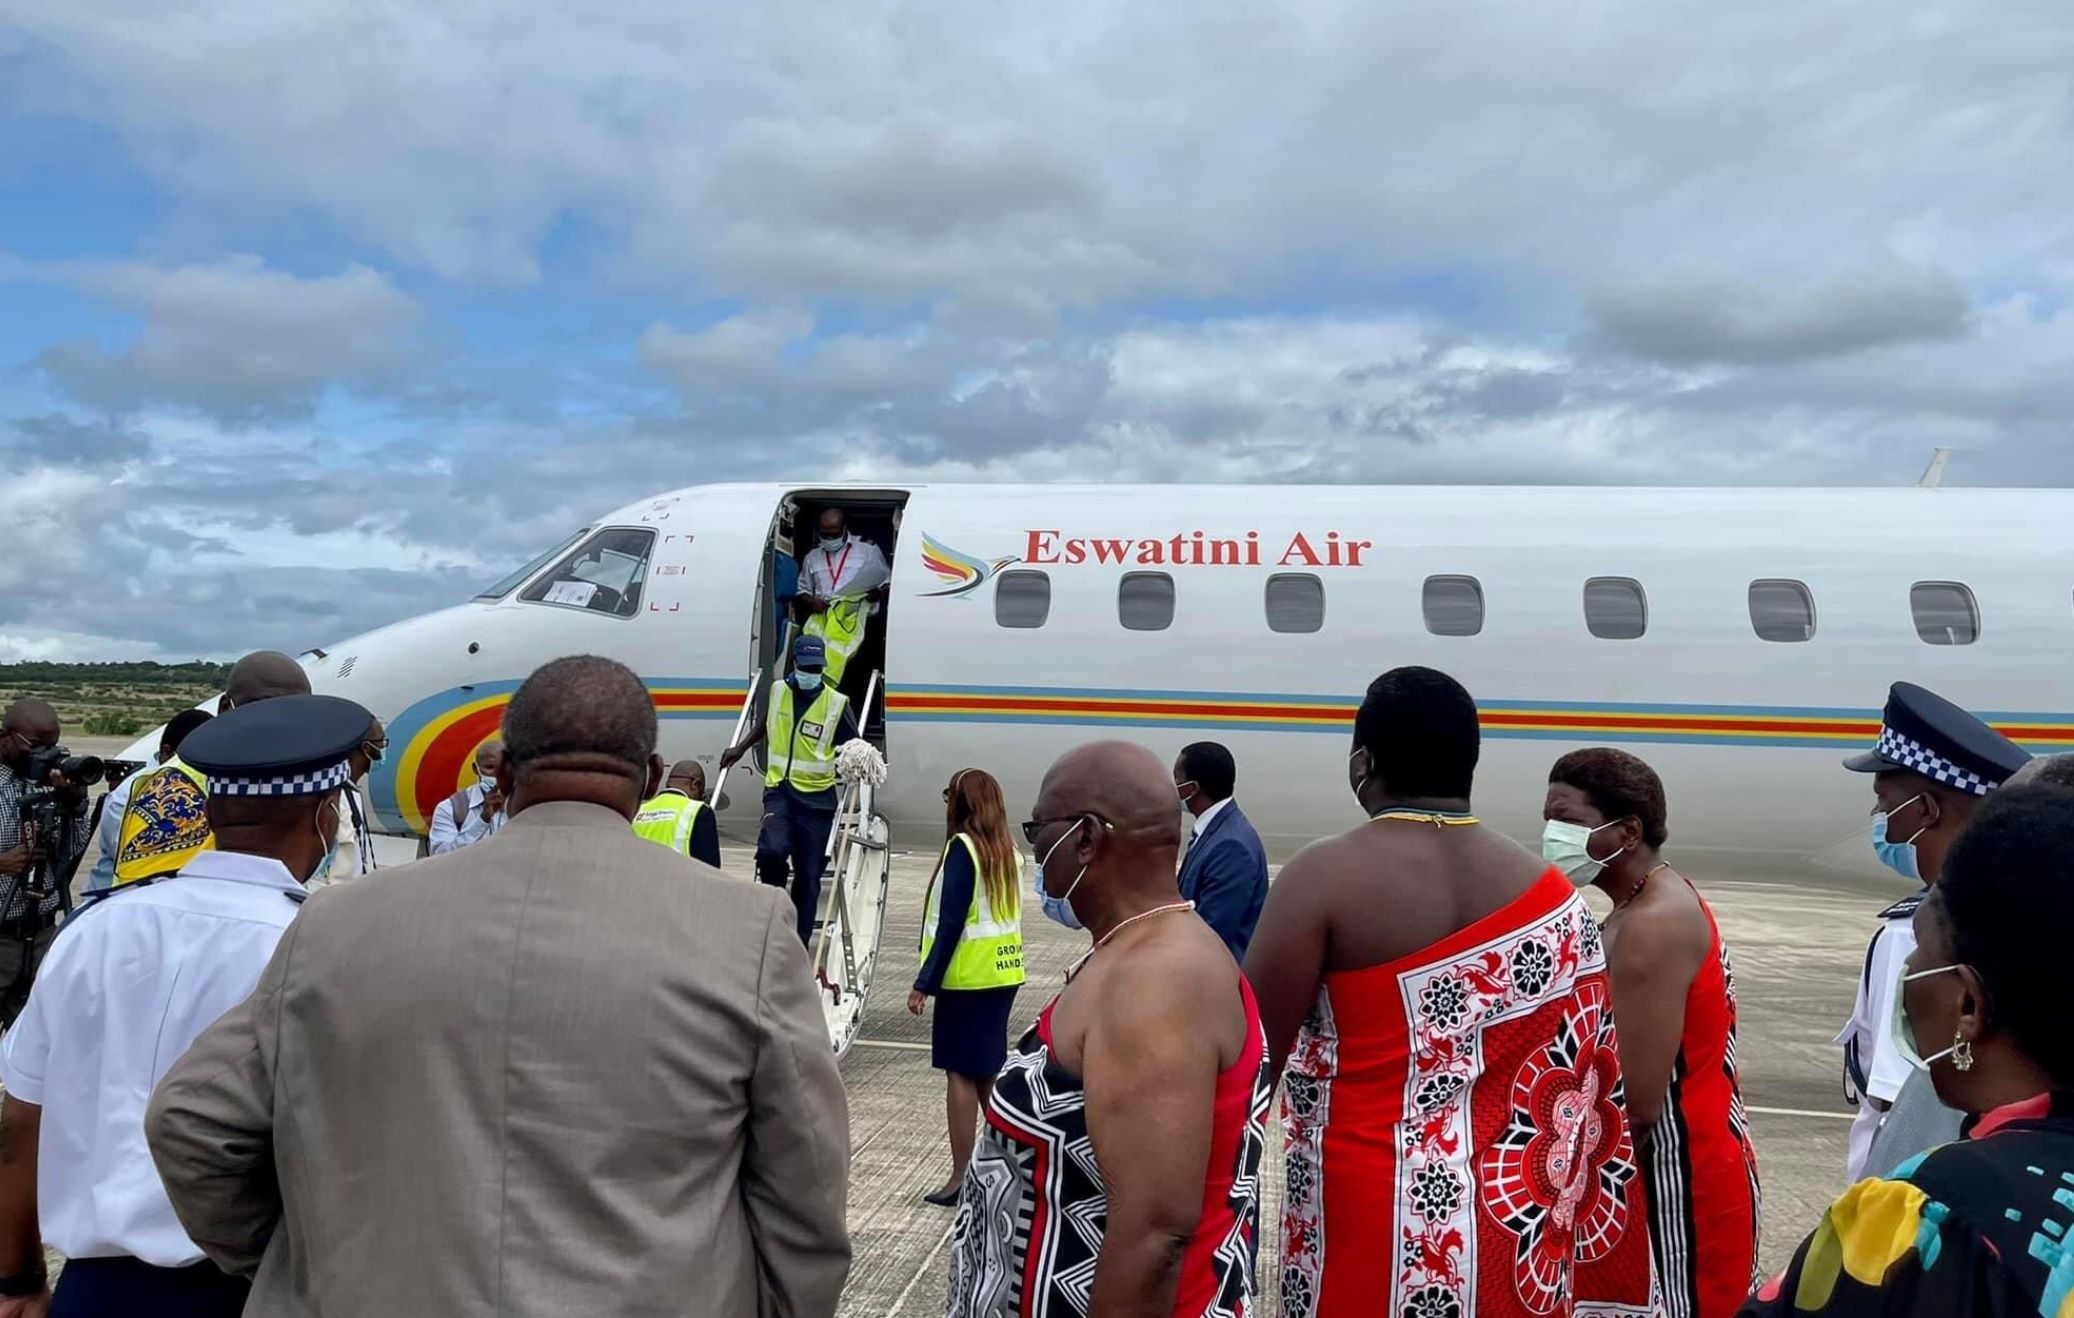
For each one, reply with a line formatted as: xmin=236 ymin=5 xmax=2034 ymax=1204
xmin=518 ymin=527 xmax=656 ymax=618
xmin=1423 ymin=575 xmax=1485 ymax=637
xmin=1911 ymin=581 xmax=1979 ymax=645
xmin=1584 ymin=577 xmax=1647 ymax=640
xmin=1749 ymin=579 xmax=1816 ymax=642
xmin=994 ymin=570 xmax=1052 ymax=629
xmin=1118 ymin=572 xmax=1176 ymax=631
xmin=1265 ymin=574 xmax=1325 ymax=634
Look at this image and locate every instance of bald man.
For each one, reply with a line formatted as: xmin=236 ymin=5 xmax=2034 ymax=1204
xmin=632 ymin=760 xmax=722 ymax=870
xmin=151 ymin=655 xmax=850 ymax=1317
xmin=944 ymin=741 xmax=1270 ymax=1318
xmin=0 ymin=697 xmax=92 ymax=1027
xmin=115 ymin=651 xmax=313 ymax=887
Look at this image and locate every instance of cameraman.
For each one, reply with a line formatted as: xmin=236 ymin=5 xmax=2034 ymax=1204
xmin=0 ymin=699 xmax=91 ymax=1029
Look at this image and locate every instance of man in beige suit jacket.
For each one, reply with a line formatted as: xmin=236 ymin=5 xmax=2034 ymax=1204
xmin=146 ymin=655 xmax=852 ymax=1317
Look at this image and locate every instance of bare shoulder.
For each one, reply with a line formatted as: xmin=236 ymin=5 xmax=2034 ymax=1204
xmin=1099 ymin=917 xmax=1245 ymax=1049
xmin=1615 ymin=876 xmax=1713 ymax=964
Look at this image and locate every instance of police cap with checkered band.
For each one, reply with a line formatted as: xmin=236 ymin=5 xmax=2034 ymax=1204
xmin=1843 ymin=681 xmax=2031 ymax=797
xmin=179 ymin=694 xmax=377 ymax=798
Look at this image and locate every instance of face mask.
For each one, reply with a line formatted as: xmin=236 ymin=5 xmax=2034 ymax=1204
xmin=307 ymin=796 xmax=341 ymax=885
xmin=1893 ymin=963 xmax=1965 ymax=1069
xmin=365 ymin=743 xmax=385 ymax=767
xmin=793 ymin=671 xmax=824 ymax=694
xmin=1034 ymin=819 xmax=1088 ymax=931
xmin=1871 ymin=795 xmax=1928 ymax=881
xmin=1542 ymin=819 xmax=1625 ymax=886
xmin=1348 ymin=747 xmax=1368 ymax=799
xmin=820 ymin=535 xmax=846 ymax=552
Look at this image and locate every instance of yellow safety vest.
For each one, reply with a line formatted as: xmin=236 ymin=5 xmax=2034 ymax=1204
xmin=114 ymin=757 xmax=213 ymax=886
xmin=765 ymin=684 xmax=849 ymax=794
xmin=803 ymin=597 xmax=868 ymax=685
xmin=920 ymin=834 xmax=1026 ymax=991
xmin=632 ymin=791 xmax=707 ymax=854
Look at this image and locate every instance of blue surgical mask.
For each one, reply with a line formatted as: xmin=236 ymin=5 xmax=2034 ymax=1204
xmin=1034 ymin=820 xmax=1088 ymax=931
xmin=793 ymin=671 xmax=824 ymax=694
xmin=820 ymin=535 xmax=846 ymax=553
xmin=1871 ymin=795 xmax=1927 ymax=881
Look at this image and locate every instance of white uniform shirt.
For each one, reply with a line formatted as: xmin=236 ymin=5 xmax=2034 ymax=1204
xmin=800 ymin=535 xmax=890 ymax=603
xmin=1837 ymin=913 xmax=1918 ymax=1181
xmin=0 ymin=850 xmax=303 ymax=1265
xmin=428 ymin=782 xmax=504 ymax=855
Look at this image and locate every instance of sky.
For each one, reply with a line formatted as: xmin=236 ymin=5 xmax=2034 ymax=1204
xmin=3 ymin=1 xmax=2072 ymax=661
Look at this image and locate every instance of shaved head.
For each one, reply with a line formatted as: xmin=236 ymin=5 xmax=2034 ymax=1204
xmin=225 ymin=651 xmax=311 ymax=707
xmin=1039 ymin=741 xmax=1185 ymax=844
xmin=667 ymin=759 xmax=705 ymax=785
xmin=1031 ymin=740 xmax=1186 ymax=935
xmin=2 ymin=698 xmax=57 ymax=737
xmin=500 ymin=657 xmax=659 ymax=821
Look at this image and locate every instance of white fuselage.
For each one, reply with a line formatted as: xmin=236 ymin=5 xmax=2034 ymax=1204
xmin=156 ymin=482 xmax=2071 ymax=886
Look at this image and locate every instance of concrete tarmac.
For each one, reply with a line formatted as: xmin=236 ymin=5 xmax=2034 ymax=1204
xmin=823 ymin=842 xmax=1873 ymax=1317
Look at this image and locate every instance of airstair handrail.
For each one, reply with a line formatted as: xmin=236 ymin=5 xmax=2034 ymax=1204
xmin=708 ymin=664 xmax=766 ymax=813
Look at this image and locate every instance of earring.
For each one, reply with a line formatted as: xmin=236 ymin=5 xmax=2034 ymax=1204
xmin=1952 ymin=1036 xmax=1975 ymax=1072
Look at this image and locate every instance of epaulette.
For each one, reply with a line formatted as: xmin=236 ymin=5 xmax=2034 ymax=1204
xmin=55 ymin=877 xmax=161 ymax=937
xmin=1876 ymin=891 xmax=1926 ymax=922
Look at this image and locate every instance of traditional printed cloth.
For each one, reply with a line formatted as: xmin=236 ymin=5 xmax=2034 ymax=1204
xmin=945 ymin=978 xmax=1273 ymax=1318
xmin=1279 ymin=868 xmax=1662 ymax=1318
xmin=1740 ymin=1090 xmax=2074 ymax=1318
xmin=1644 ymin=880 xmax=1762 ymax=1318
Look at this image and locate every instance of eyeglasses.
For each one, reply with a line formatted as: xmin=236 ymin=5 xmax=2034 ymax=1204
xmin=1021 ymin=812 xmax=1115 ymax=847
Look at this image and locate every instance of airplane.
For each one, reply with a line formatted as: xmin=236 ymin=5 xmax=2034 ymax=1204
xmin=118 ymin=479 xmax=2074 ymax=1053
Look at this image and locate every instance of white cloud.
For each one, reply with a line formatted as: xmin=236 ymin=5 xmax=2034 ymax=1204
xmin=14 ymin=255 xmax=419 ymax=422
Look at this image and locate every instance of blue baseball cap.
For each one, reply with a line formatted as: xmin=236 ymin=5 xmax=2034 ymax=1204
xmin=794 ymin=636 xmax=827 ymax=666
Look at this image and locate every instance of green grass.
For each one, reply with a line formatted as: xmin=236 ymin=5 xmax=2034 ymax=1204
xmin=0 ymin=661 xmax=230 ymax=739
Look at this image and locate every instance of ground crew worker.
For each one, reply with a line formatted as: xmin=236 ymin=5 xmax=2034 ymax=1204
xmin=113 ymin=650 xmax=310 ymax=887
xmin=633 ymin=760 xmax=722 ymax=869
xmin=908 ymin=767 xmax=1026 ymax=1206
xmin=719 ymin=636 xmax=860 ymax=945
xmin=0 ymin=693 xmax=373 ymax=1316
xmin=1837 ymin=680 xmax=2029 ymax=1181
xmin=797 ymin=506 xmax=889 ymax=687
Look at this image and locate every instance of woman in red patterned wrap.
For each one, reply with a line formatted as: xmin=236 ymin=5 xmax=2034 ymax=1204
xmin=1544 ymin=749 xmax=1760 ymax=1318
xmin=1246 ymin=668 xmax=1661 ymax=1318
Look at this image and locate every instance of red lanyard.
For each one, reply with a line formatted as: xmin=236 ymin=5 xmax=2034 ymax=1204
xmin=821 ymin=542 xmax=853 ymax=592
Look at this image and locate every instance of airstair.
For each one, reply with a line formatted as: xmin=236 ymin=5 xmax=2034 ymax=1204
xmin=711 ymin=657 xmax=894 ymax=1059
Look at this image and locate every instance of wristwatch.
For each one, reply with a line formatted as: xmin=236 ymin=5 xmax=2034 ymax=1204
xmin=0 ymin=1266 xmax=46 ymax=1297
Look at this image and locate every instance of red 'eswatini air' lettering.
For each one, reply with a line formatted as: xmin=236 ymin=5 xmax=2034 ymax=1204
xmin=1024 ymin=529 xmax=1370 ymax=568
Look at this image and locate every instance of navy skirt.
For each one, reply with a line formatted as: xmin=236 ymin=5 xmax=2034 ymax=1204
xmin=932 ymin=984 xmax=1019 ymax=1080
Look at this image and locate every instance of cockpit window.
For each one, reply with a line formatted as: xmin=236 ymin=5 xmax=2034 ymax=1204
xmin=476 ymin=528 xmax=590 ymax=601
xmin=518 ymin=527 xmax=657 ymax=618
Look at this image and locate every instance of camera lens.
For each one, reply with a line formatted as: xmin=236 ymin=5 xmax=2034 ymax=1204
xmin=60 ymin=754 xmax=105 ymax=786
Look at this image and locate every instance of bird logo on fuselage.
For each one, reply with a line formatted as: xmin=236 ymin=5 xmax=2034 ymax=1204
xmin=917 ymin=535 xmax=1019 ymax=598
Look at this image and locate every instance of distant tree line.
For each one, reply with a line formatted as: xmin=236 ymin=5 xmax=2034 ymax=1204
xmin=1 ymin=661 xmax=234 ymax=739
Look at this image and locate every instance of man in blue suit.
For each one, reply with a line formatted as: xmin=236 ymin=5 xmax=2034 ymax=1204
xmin=1172 ymin=742 xmax=1269 ymax=961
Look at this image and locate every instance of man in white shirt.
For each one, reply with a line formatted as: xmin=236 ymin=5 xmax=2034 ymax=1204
xmin=797 ymin=506 xmax=890 ymax=687
xmin=85 ymin=709 xmax=215 ymax=895
xmin=0 ymin=692 xmax=373 ymax=1315
xmin=427 ymin=740 xmax=505 ymax=856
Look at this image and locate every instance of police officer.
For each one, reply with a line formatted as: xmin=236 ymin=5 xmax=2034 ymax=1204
xmin=719 ymin=636 xmax=861 ymax=944
xmin=111 ymin=650 xmax=310 ymax=888
xmin=0 ymin=693 xmax=373 ymax=1316
xmin=1837 ymin=681 xmax=2030 ymax=1181
xmin=633 ymin=759 xmax=723 ymax=869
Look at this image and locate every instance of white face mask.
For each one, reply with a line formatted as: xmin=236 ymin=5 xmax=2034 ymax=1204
xmin=1893 ymin=962 xmax=1966 ymax=1070
xmin=1541 ymin=818 xmax=1627 ymax=886
xmin=307 ymin=793 xmax=341 ymax=885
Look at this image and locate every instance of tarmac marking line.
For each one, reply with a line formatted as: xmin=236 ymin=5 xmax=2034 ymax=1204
xmin=885 ymin=1222 xmax=957 ymax=1318
xmin=1745 ymin=1104 xmax=1854 ymax=1122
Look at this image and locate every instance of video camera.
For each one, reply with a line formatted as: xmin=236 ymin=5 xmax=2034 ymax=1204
xmin=14 ymin=744 xmax=103 ymax=907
